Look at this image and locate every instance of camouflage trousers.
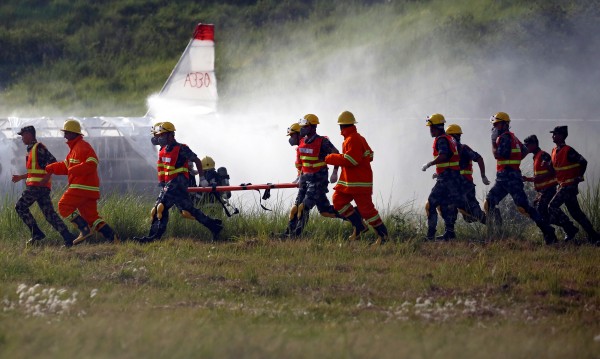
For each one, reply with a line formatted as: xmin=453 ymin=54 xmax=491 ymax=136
xmin=15 ymin=186 xmax=69 ymax=234
xmin=548 ymin=184 xmax=598 ymax=237
xmin=294 ymin=171 xmax=335 ymax=213
xmin=534 ymin=186 xmax=557 ymax=226
xmin=486 ymin=170 xmax=548 ymax=229
xmin=427 ymin=170 xmax=463 ymax=235
xmin=147 ymin=179 xmax=219 ymax=239
xmin=457 ymin=179 xmax=486 ymax=223
xmin=285 ymin=170 xmax=338 ymax=236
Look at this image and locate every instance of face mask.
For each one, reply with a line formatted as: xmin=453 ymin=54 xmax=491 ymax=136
xmin=491 ymin=127 xmax=504 ymax=142
xmin=151 ymin=136 xmax=159 ymax=146
xmin=299 ymin=127 xmax=311 ymax=138
xmin=288 ymin=136 xmax=299 ymax=146
xmin=157 ymin=136 xmax=168 ymax=146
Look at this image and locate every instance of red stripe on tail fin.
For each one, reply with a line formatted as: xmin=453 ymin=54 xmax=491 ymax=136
xmin=193 ymin=23 xmax=214 ymax=41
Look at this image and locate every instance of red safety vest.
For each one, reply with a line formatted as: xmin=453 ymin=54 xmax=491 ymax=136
xmin=533 ymin=150 xmax=557 ymax=191
xmin=157 ymin=157 xmax=166 ymax=183
xmin=25 ymin=143 xmax=51 ymax=188
xmin=298 ymin=136 xmax=326 ymax=174
xmin=551 ymin=145 xmax=580 ymax=187
xmin=433 ymin=134 xmax=460 ymax=174
xmin=459 ymin=144 xmax=474 ymax=182
xmin=159 ymin=144 xmax=189 ymax=182
xmin=496 ymin=132 xmax=522 ymax=171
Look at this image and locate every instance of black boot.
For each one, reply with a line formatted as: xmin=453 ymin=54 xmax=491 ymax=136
xmin=346 ymin=211 xmax=368 ymax=241
xmin=98 ymin=224 xmax=119 ymax=243
xmin=71 ymin=215 xmax=92 ymax=245
xmin=542 ymin=226 xmax=557 ymax=245
xmin=372 ymin=223 xmax=389 ymax=245
xmin=206 ymin=218 xmax=224 ymax=241
xmin=563 ymin=224 xmax=579 ymax=242
xmin=133 ymin=220 xmax=164 ymax=243
xmin=60 ymin=229 xmax=76 ymax=248
xmin=26 ymin=224 xmax=46 ymax=246
xmin=436 ymin=228 xmax=456 ymax=241
xmin=425 ymin=228 xmax=436 ymax=241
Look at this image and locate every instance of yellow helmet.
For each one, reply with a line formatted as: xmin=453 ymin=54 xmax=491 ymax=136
xmin=490 ymin=112 xmax=510 ymax=123
xmin=337 ymin=111 xmax=357 ymax=125
xmin=299 ymin=113 xmax=319 ymax=126
xmin=150 ymin=122 xmax=163 ymax=134
xmin=155 ymin=121 xmax=176 ymax=134
xmin=426 ymin=113 xmax=446 ymax=126
xmin=446 ymin=124 xmax=463 ymax=135
xmin=287 ymin=122 xmax=301 ymax=136
xmin=62 ymin=119 xmax=82 ymax=134
xmin=201 ymin=156 xmax=215 ymax=170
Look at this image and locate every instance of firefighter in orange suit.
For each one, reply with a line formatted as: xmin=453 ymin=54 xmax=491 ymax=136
xmin=547 ymin=126 xmax=599 ymax=244
xmin=324 ymin=111 xmax=389 ymax=245
xmin=40 ymin=119 xmax=118 ymax=245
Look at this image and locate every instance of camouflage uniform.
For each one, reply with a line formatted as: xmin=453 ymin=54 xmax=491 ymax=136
xmin=15 ymin=142 xmax=72 ymax=242
xmin=456 ymin=142 xmax=486 ymax=223
xmin=427 ymin=137 xmax=463 ymax=237
xmin=288 ymin=134 xmax=339 ymax=236
xmin=548 ymin=146 xmax=599 ymax=242
xmin=138 ymin=142 xmax=223 ymax=242
xmin=486 ymin=132 xmax=555 ymax=242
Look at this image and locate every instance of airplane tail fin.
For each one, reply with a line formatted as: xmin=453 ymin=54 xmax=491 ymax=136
xmin=147 ymin=23 xmax=218 ymax=117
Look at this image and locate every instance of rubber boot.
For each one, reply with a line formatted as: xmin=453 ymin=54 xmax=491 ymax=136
xmin=372 ymin=223 xmax=389 ymax=245
xmin=205 ymin=218 xmax=224 ymax=241
xmin=436 ymin=228 xmax=456 ymax=241
xmin=542 ymin=225 xmax=557 ymax=245
xmin=293 ymin=206 xmax=309 ymax=237
xmin=346 ymin=211 xmax=368 ymax=241
xmin=71 ymin=215 xmax=92 ymax=245
xmin=26 ymin=224 xmax=46 ymax=246
xmin=563 ymin=224 xmax=579 ymax=242
xmin=133 ymin=219 xmax=164 ymax=243
xmin=60 ymin=229 xmax=76 ymax=248
xmin=425 ymin=228 xmax=436 ymax=241
xmin=98 ymin=224 xmax=119 ymax=243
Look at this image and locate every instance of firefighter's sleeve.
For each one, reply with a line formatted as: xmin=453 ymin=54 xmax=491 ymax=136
xmin=45 ymin=161 xmax=68 ymax=176
xmin=325 ymin=138 xmax=363 ymax=167
xmin=68 ymin=156 xmax=98 ymax=176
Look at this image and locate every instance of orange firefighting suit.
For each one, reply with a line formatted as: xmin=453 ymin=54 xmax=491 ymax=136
xmin=324 ymin=125 xmax=383 ymax=227
xmin=45 ymin=136 xmax=106 ymax=230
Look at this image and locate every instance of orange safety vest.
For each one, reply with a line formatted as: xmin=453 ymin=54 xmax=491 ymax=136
xmin=458 ymin=144 xmax=474 ymax=182
xmin=433 ymin=134 xmax=460 ymax=174
xmin=159 ymin=144 xmax=190 ymax=182
xmin=25 ymin=143 xmax=51 ymax=188
xmin=157 ymin=158 xmax=166 ymax=183
xmin=533 ymin=150 xmax=557 ymax=191
xmin=551 ymin=145 xmax=581 ymax=187
xmin=298 ymin=136 xmax=326 ymax=174
xmin=496 ymin=131 xmax=522 ymax=171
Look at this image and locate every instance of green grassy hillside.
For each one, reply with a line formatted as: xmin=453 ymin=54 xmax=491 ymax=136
xmin=1 ymin=0 xmax=599 ymax=116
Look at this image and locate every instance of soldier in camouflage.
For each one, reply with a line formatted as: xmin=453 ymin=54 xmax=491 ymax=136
xmin=133 ymin=122 xmax=223 ymax=243
xmin=421 ymin=114 xmax=464 ymax=240
xmin=446 ymin=124 xmax=490 ymax=224
xmin=547 ymin=126 xmax=600 ymax=244
xmin=285 ymin=114 xmax=341 ymax=237
xmin=485 ymin=112 xmax=557 ymax=244
xmin=12 ymin=126 xmax=76 ymax=246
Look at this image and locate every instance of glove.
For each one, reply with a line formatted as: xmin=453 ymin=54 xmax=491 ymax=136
xmin=421 ymin=162 xmax=431 ymax=172
xmin=292 ymin=176 xmax=300 ymax=184
xmin=431 ymin=173 xmax=438 ymax=180
xmin=199 ymin=177 xmax=209 ymax=187
xmin=329 ymin=172 xmax=339 ymax=183
xmin=482 ymin=176 xmax=490 ymax=185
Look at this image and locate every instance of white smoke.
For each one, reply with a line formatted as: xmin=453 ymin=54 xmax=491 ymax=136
xmin=151 ymin=4 xmax=600 ymax=210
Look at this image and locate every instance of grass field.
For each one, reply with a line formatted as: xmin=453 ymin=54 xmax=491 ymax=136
xmin=1 ymin=194 xmax=599 ymax=358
